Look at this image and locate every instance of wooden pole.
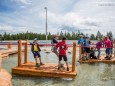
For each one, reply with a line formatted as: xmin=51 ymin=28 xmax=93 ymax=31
xmin=72 ymin=42 xmax=76 ymax=72
xmin=18 ymin=40 xmax=22 ymax=67
xmin=8 ymin=42 xmax=12 ymax=49
xmin=79 ymin=44 xmax=82 ymax=61
xmin=24 ymin=40 xmax=28 ymax=64
xmin=0 ymin=54 xmax=2 ymax=71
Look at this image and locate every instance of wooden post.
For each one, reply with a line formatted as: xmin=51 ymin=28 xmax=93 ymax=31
xmin=0 ymin=54 xmax=2 ymax=71
xmin=18 ymin=40 xmax=22 ymax=67
xmin=79 ymin=44 xmax=82 ymax=61
xmin=8 ymin=42 xmax=12 ymax=49
xmin=24 ymin=40 xmax=28 ymax=64
xmin=72 ymin=42 xmax=76 ymax=72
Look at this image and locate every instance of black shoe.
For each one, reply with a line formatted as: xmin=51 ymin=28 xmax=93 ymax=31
xmin=67 ymin=67 xmax=69 ymax=71
xmin=106 ymin=57 xmax=111 ymax=60
xmin=40 ymin=62 xmax=44 ymax=65
xmin=105 ymin=56 xmax=108 ymax=58
xmin=58 ymin=67 xmax=60 ymax=70
xmin=36 ymin=63 xmax=40 ymax=67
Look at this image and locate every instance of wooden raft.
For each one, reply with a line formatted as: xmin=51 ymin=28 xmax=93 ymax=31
xmin=12 ymin=40 xmax=77 ymax=78
xmin=79 ymin=44 xmax=115 ymax=63
xmin=12 ymin=62 xmax=76 ymax=78
xmin=79 ymin=54 xmax=115 ymax=63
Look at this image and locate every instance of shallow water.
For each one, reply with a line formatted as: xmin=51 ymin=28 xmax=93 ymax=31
xmin=2 ymin=48 xmax=115 ymax=86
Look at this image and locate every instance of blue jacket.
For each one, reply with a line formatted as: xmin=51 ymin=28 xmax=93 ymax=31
xmin=78 ymin=38 xmax=85 ymax=47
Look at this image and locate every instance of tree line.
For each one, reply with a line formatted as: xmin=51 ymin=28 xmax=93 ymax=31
xmin=0 ymin=31 xmax=113 ymax=40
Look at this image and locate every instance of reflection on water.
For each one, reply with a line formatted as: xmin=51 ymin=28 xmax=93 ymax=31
xmin=2 ymin=50 xmax=115 ymax=86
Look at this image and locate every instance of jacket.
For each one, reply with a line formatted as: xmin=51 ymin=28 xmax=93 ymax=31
xmin=30 ymin=42 xmax=41 ymax=52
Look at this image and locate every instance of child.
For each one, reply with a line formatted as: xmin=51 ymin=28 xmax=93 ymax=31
xmin=51 ymin=35 xmax=64 ymax=68
xmin=51 ymin=34 xmax=59 ymax=57
xmin=78 ymin=35 xmax=85 ymax=59
xmin=84 ymin=35 xmax=91 ymax=60
xmin=31 ymin=38 xmax=44 ymax=67
xmin=90 ymin=47 xmax=97 ymax=59
xmin=96 ymin=39 xmax=102 ymax=59
xmin=104 ymin=37 xmax=112 ymax=60
xmin=56 ymin=37 xmax=69 ymax=71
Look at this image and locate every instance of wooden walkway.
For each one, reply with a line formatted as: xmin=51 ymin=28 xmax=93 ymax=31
xmin=12 ymin=62 xmax=77 ymax=78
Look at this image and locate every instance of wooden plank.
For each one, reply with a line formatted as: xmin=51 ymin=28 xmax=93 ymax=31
xmin=12 ymin=63 xmax=77 ymax=78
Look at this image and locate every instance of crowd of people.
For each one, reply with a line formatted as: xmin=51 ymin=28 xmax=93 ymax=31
xmin=78 ymin=34 xmax=114 ymax=61
xmin=30 ymin=34 xmax=114 ymax=71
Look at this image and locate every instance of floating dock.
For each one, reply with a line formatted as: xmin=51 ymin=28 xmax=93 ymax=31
xmin=79 ymin=54 xmax=115 ymax=63
xmin=12 ymin=40 xmax=77 ymax=79
xmin=78 ymin=44 xmax=115 ymax=63
xmin=0 ymin=48 xmax=18 ymax=58
xmin=12 ymin=62 xmax=76 ymax=78
xmin=0 ymin=42 xmax=24 ymax=58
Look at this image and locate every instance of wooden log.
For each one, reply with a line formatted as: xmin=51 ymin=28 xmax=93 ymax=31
xmin=18 ymin=40 xmax=22 ymax=67
xmin=24 ymin=40 xmax=28 ymax=64
xmin=72 ymin=42 xmax=76 ymax=72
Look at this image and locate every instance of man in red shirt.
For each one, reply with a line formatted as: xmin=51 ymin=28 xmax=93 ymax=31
xmin=56 ymin=37 xmax=69 ymax=71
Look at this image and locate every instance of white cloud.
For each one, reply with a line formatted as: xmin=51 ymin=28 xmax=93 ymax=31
xmin=12 ymin=0 xmax=31 ymax=4
xmin=0 ymin=0 xmax=115 ymax=35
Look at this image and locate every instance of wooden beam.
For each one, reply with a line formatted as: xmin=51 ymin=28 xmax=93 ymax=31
xmin=21 ymin=40 xmax=27 ymax=43
xmin=18 ymin=40 xmax=22 ymax=67
xmin=72 ymin=42 xmax=76 ymax=72
xmin=24 ymin=40 xmax=28 ymax=64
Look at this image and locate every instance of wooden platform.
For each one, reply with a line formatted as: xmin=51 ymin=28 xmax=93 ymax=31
xmin=12 ymin=62 xmax=77 ymax=78
xmin=79 ymin=54 xmax=115 ymax=63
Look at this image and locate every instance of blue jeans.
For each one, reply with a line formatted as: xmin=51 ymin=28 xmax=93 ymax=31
xmin=110 ymin=48 xmax=113 ymax=54
xmin=97 ymin=49 xmax=100 ymax=57
xmin=106 ymin=48 xmax=111 ymax=55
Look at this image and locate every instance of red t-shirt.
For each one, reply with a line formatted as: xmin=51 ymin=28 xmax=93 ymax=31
xmin=56 ymin=41 xmax=68 ymax=55
xmin=104 ymin=39 xmax=112 ymax=48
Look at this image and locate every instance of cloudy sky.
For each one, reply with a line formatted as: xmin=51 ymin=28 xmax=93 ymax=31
xmin=0 ymin=0 xmax=115 ymax=35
